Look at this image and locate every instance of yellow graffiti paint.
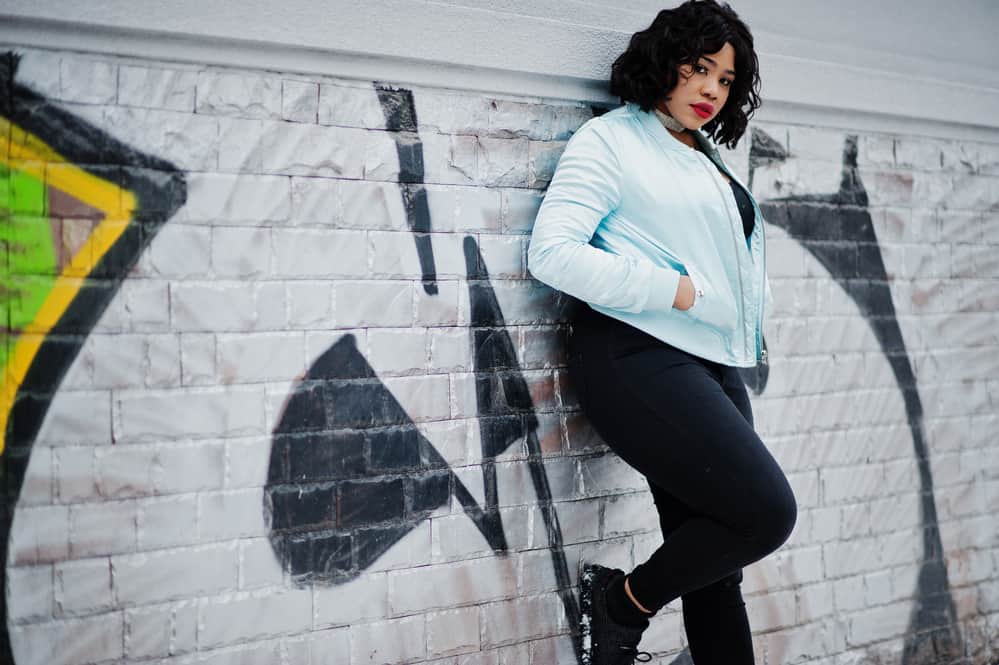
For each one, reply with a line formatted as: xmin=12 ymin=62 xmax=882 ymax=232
xmin=0 ymin=117 xmax=136 ymax=454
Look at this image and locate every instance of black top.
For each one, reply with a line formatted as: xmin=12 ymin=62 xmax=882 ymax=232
xmin=729 ymin=180 xmax=755 ymax=239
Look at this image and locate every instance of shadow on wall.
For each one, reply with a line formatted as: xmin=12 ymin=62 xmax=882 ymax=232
xmin=0 ymin=53 xmax=187 ymax=664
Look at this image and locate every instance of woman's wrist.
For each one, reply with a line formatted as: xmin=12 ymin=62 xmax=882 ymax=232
xmin=673 ymin=275 xmax=695 ymax=310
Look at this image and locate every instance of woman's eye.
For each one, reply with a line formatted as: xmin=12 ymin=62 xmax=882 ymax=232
xmin=694 ymin=64 xmax=708 ymax=74
xmin=721 ymin=78 xmax=732 ymax=87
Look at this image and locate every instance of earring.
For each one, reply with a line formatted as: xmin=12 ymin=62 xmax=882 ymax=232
xmin=654 ymin=107 xmax=686 ymax=132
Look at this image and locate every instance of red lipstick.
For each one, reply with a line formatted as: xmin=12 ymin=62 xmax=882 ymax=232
xmin=690 ymin=103 xmax=714 ymax=119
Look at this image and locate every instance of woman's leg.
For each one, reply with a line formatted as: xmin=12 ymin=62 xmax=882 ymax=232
xmin=568 ymin=309 xmax=797 ymax=612
xmin=649 ymin=482 xmax=753 ymax=664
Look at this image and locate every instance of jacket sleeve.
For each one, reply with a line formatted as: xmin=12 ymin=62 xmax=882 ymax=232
xmin=527 ymin=120 xmax=682 ymax=314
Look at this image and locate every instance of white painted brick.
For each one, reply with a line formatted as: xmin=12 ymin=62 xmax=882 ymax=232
xmin=59 ymin=58 xmax=116 ymax=104
xmin=197 ymin=70 xmax=282 ymax=119
xmin=103 ymin=442 xmax=225 ymax=496
xmin=760 ymin=619 xmax=845 ymax=665
xmin=115 ymin=386 xmax=266 ymax=443
xmin=413 ymin=90 xmax=491 ymax=135
xmin=113 ymin=543 xmax=238 ymax=605
xmin=125 ymin=602 xmax=198 ymax=659
xmin=579 ymin=453 xmax=643 ymax=497
xmin=171 ymin=282 xmax=257 ymax=332
xmin=7 ymin=564 xmax=53 ymax=623
xmin=388 ymin=557 xmax=517 ymax=614
xmin=350 ymin=615 xmax=426 ymax=665
xmin=488 ymin=100 xmax=556 ymax=140
xmin=529 ymin=635 xmax=579 ymax=665
xmin=503 ymin=188 xmax=544 ymax=235
xmin=821 ymin=464 xmax=883 ymax=504
xmin=864 ymin=568 xmax=894 ymax=606
xmin=832 ymin=574 xmax=866 ymax=613
xmin=367 ymin=328 xmax=428 ymax=375
xmin=635 ymin=609 xmax=685 ymax=656
xmin=218 ymin=117 xmax=371 ymax=177
xmin=17 ymin=444 xmax=53 ymax=506
xmin=846 ymin=601 xmax=910 ymax=646
xmin=9 ymin=505 xmax=69 ymax=565
xmin=198 ymin=489 xmax=268 ymax=541
xmin=417 ymin=279 xmax=460 ymax=326
xmin=55 ymin=557 xmax=113 ymax=616
xmin=287 ymin=281 xmax=334 ymax=329
xmin=341 ymin=179 xmax=409 ymax=230
xmin=477 ymin=137 xmax=529 ymax=187
xmin=824 ymin=537 xmax=883 ymax=578
xmin=601 ymin=491 xmax=658 ymax=539
xmin=254 ymin=281 xmax=288 ymax=331
xmin=431 ymin=506 xmax=531 ymax=562
xmin=366 ymin=129 xmax=405 ymax=181
xmin=284 ymin=628 xmax=351 ymax=665
xmin=211 ymin=226 xmax=270 ymax=277
xmin=199 ymin=589 xmax=312 ymax=648
xmin=528 ymin=140 xmax=566 ymax=188
xmin=895 ymin=136 xmax=944 ymax=170
xmin=477 ymin=234 xmax=524 ymax=278
xmin=144 ymin=334 xmax=182 ymax=388
xmin=534 ymin=499 xmax=600 ymax=549
xmin=12 ymin=49 xmax=61 ymax=97
xmin=34 ymin=389 xmax=112 ymax=446
xmin=796 ymin=583 xmax=836 ymax=623
xmin=429 ymin=327 xmax=470 ymax=373
xmin=384 ymin=374 xmax=451 ymax=423
xmin=787 ymin=126 xmax=848 ymax=162
xmin=9 ymin=612 xmax=124 ymax=665
xmin=282 ymin=79 xmax=319 ymax=123
xmin=118 ymin=64 xmax=197 ymax=111
xmin=335 ymin=280 xmax=414 ymax=327
xmin=239 ymin=538 xmax=283 ymax=589
xmin=427 ymin=606 xmax=480 ymax=658
xmin=317 ymin=82 xmax=385 ymax=128
xmin=87 ymin=333 xmax=145 ymax=388
xmin=180 ymin=333 xmax=216 ymax=386
xmin=480 ymin=594 xmax=562 ymax=647
xmin=214 ymin=332 xmax=305 ymax=384
xmin=226 ymin=436 xmax=272 ymax=489
xmin=271 ymin=227 xmax=367 ymax=277
xmin=314 ymin=572 xmax=388 ymax=627
xmin=746 ymin=588 xmax=796 ymax=631
xmin=122 ymin=279 xmax=172 ymax=332
xmin=180 ymin=173 xmax=292 ymax=225
xmin=101 ymin=105 xmax=219 ymax=171
xmin=422 ymin=132 xmax=478 ymax=185
xmin=138 ymin=494 xmax=198 ymax=550
xmin=68 ymin=500 xmax=137 ymax=557
xmin=492 ymin=457 xmax=577 ymax=505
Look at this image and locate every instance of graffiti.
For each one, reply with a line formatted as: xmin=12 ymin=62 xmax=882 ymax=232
xmin=753 ymin=129 xmax=960 ymax=663
xmin=263 ymin=84 xmax=583 ymax=660
xmin=0 ymin=52 xmax=186 ymax=663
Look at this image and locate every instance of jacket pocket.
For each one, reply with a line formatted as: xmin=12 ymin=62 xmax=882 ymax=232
xmin=682 ymin=264 xmax=739 ymax=333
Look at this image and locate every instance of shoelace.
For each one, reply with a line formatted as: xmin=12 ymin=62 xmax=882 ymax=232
xmin=618 ymin=645 xmax=653 ymax=663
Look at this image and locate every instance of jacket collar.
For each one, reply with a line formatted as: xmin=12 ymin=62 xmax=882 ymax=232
xmin=626 ymin=102 xmax=720 ymax=158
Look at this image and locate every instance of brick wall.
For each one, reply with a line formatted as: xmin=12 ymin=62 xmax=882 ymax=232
xmin=3 ymin=47 xmax=999 ymax=665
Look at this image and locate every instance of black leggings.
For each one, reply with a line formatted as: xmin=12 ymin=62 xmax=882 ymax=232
xmin=568 ymin=306 xmax=797 ymax=664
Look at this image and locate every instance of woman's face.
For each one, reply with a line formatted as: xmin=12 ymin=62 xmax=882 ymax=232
xmin=659 ymin=42 xmax=736 ymax=129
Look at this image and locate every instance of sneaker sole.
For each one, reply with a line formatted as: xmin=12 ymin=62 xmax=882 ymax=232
xmin=580 ymin=564 xmax=596 ymax=665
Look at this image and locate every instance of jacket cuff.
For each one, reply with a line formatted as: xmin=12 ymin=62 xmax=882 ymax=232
xmin=644 ymin=265 xmax=682 ymax=313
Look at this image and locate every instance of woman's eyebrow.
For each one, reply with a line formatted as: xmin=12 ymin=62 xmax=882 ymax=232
xmin=700 ymin=56 xmax=737 ymax=77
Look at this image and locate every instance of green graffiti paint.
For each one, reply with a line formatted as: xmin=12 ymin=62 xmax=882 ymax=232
xmin=0 ymin=163 xmax=59 ymax=373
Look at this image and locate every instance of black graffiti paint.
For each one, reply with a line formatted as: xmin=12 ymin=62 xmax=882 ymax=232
xmin=265 ymin=333 xmax=510 ymax=582
xmin=752 ymin=129 xmax=961 ymax=663
xmin=374 ymin=83 xmax=438 ymax=295
xmin=0 ymin=52 xmax=187 ymax=664
xmin=463 ymin=236 xmax=582 ymax=663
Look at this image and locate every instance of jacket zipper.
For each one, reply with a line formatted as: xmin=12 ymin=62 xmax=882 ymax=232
xmin=692 ymin=153 xmax=752 ymax=362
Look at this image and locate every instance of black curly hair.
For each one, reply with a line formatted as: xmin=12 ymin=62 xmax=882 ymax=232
xmin=610 ymin=0 xmax=760 ymax=149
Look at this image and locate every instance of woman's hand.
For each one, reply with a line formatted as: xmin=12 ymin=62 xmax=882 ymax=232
xmin=673 ymin=275 xmax=696 ymax=310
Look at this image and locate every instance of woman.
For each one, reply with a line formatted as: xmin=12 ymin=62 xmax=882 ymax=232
xmin=527 ymin=2 xmax=797 ymax=664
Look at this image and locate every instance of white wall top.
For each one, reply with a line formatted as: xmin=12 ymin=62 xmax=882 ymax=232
xmin=2 ymin=0 xmax=998 ymax=139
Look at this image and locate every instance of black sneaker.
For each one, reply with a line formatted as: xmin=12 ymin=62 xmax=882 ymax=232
xmin=580 ymin=563 xmax=652 ymax=664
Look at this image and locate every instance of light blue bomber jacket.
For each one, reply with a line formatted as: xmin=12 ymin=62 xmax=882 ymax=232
xmin=527 ymin=102 xmax=772 ymax=368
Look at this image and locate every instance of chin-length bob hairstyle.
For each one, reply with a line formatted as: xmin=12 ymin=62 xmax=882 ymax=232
xmin=610 ymin=0 xmax=760 ymax=149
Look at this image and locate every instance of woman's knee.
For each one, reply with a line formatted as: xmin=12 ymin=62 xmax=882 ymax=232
xmin=747 ymin=476 xmax=798 ymax=555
